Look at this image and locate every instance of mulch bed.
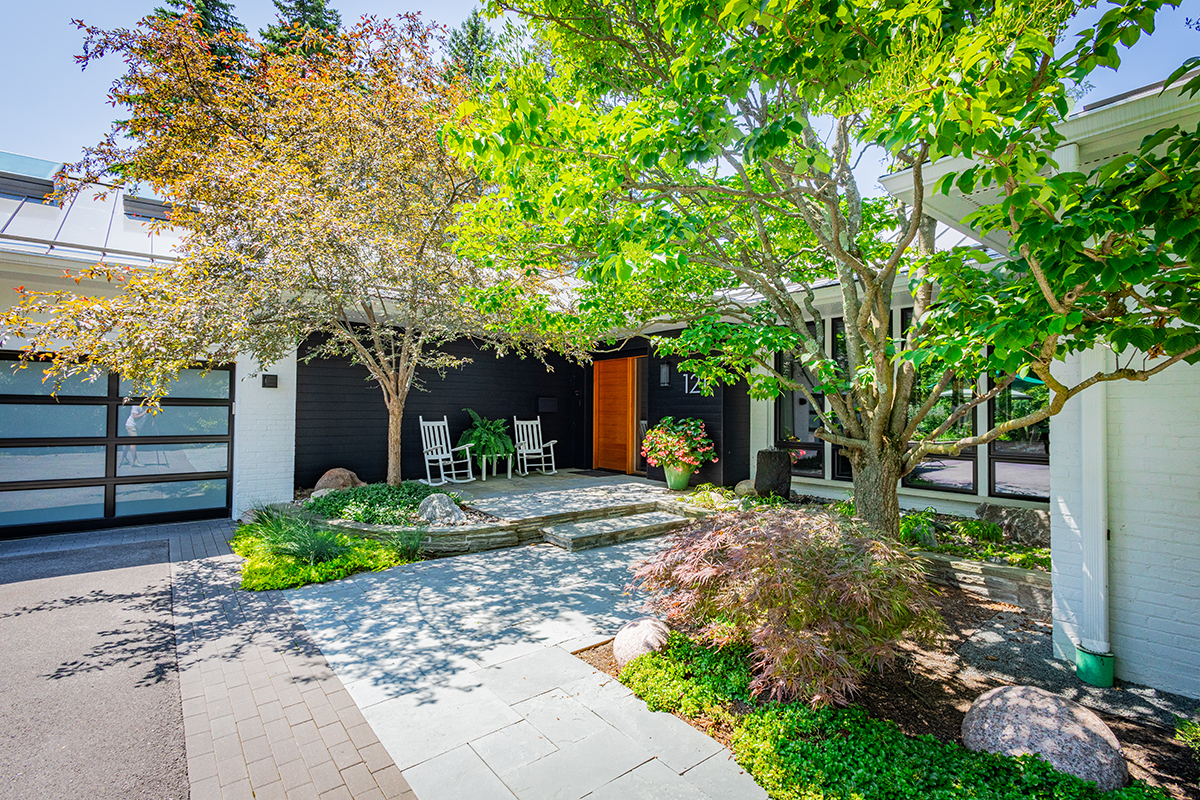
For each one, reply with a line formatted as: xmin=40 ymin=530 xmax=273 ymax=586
xmin=574 ymin=588 xmax=1198 ymax=799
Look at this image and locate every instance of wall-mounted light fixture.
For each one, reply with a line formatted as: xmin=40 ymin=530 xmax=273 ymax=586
xmin=261 ymin=374 xmax=279 ymax=388
xmin=659 ymin=363 xmax=670 ymax=387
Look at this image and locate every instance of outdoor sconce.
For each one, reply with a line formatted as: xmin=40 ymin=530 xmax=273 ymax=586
xmin=261 ymin=374 xmax=279 ymax=388
xmin=659 ymin=363 xmax=670 ymax=387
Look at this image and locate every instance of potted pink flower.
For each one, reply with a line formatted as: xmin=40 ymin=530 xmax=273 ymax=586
xmin=641 ymin=416 xmax=718 ymax=490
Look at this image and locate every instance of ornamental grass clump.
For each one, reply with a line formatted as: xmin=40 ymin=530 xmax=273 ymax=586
xmin=631 ymin=507 xmax=941 ymax=707
xmin=640 ymin=416 xmax=718 ymax=470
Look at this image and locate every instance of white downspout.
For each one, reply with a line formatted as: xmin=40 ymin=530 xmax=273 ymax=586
xmin=1078 ymin=346 xmax=1110 ymax=655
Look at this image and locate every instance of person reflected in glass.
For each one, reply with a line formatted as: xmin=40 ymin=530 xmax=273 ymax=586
xmin=122 ymin=405 xmax=149 ymax=467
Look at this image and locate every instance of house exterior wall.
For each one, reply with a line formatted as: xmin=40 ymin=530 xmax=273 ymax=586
xmin=294 ymin=339 xmax=586 ymax=487
xmin=1052 ymin=352 xmax=1200 ymax=699
xmin=231 ymin=352 xmax=297 ymax=518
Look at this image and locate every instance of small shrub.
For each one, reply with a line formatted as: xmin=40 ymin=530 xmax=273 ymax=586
xmin=384 ymin=529 xmax=423 ymax=561
xmin=951 ymin=518 xmax=1004 ymax=543
xmin=829 ymin=492 xmax=855 ymax=517
xmin=304 ymin=481 xmax=456 ymax=526
xmin=631 ymin=508 xmax=942 ymax=706
xmin=687 ymin=483 xmax=740 ymax=510
xmin=898 ymin=507 xmax=939 ymax=546
xmin=270 ymin=524 xmax=350 ymax=565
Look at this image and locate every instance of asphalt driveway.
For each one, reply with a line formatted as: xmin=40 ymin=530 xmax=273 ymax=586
xmin=0 ymin=541 xmax=187 ymax=800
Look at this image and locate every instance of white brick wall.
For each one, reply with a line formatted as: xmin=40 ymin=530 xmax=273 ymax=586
xmin=1052 ymin=352 xmax=1200 ymax=698
xmin=231 ymin=352 xmax=297 ymax=518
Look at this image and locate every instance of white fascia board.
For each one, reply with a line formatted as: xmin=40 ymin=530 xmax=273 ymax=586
xmin=878 ymin=156 xmax=1009 ymax=251
xmin=877 ymin=85 xmax=1200 ymax=250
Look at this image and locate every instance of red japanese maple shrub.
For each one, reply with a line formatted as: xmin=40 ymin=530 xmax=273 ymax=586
xmin=631 ymin=507 xmax=941 ymax=707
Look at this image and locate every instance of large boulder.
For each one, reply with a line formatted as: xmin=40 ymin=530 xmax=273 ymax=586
xmin=613 ymin=618 xmax=670 ymax=671
xmin=755 ymin=449 xmax=792 ymax=498
xmin=417 ymin=493 xmax=466 ymax=526
xmin=734 ymin=479 xmax=758 ymax=497
xmin=975 ymin=503 xmax=1051 ymax=547
xmin=962 ymin=685 xmax=1128 ymax=791
xmin=314 ymin=468 xmax=366 ymax=492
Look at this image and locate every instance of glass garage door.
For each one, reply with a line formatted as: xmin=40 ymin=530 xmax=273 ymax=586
xmin=0 ymin=354 xmax=233 ymax=537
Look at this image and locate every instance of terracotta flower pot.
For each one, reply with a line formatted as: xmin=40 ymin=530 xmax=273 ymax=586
xmin=663 ymin=464 xmax=695 ymax=491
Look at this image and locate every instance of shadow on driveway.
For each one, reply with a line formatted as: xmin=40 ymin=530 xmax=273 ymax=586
xmin=0 ymin=541 xmax=187 ymax=800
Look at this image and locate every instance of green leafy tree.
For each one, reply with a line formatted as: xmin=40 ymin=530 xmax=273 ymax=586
xmin=446 ymin=9 xmax=498 ymax=86
xmin=452 ymin=0 xmax=1200 ymax=537
xmin=260 ymin=0 xmax=341 ymax=53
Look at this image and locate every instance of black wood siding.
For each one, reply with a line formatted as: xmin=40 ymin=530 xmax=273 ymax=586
xmin=721 ymin=379 xmax=752 ymax=486
xmin=295 ymin=334 xmax=755 ymax=490
xmin=646 ymin=350 xmax=724 ymax=487
xmin=295 ymin=339 xmax=587 ymax=488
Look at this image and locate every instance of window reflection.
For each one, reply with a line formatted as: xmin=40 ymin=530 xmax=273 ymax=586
xmin=777 ymin=344 xmax=824 ymax=478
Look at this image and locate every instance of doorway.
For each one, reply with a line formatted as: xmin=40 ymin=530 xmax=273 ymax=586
xmin=592 ymin=356 xmax=647 ymax=473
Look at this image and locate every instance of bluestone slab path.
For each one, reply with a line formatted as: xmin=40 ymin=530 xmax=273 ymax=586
xmin=285 ymin=540 xmax=768 ymax=800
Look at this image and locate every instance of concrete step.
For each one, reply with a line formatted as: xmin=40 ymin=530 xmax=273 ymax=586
xmin=541 ymin=511 xmax=691 ymax=551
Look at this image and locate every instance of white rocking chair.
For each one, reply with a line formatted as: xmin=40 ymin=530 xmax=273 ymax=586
xmin=419 ymin=416 xmax=475 ymax=486
xmin=514 ymin=416 xmax=557 ymax=476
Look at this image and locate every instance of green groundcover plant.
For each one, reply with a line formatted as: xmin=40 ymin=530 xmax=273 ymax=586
xmin=231 ymin=507 xmax=421 ymax=590
xmin=1178 ymin=716 xmax=1200 ymax=788
xmin=620 ymin=634 xmax=1168 ymax=800
xmin=304 ymin=481 xmax=457 ymax=526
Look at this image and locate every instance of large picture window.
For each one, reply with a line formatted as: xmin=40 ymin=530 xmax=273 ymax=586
xmin=774 ymin=326 xmax=825 ymax=478
xmin=771 ymin=309 xmax=1050 ymax=505
xmin=899 ymin=309 xmax=976 ymax=494
xmin=775 ymin=357 xmax=825 ymax=477
xmin=0 ymin=354 xmax=233 ymax=535
xmin=989 ymin=374 xmax=1051 ymax=500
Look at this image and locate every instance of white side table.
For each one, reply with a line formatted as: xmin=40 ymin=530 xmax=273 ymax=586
xmin=478 ymin=453 xmax=513 ymax=481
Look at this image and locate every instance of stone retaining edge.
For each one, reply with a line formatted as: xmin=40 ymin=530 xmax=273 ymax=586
xmin=320 ymin=499 xmax=710 ymax=557
xmin=916 ymin=550 xmax=1052 ymax=614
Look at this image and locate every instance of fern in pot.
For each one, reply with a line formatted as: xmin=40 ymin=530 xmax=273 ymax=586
xmin=458 ymin=408 xmax=515 ymax=472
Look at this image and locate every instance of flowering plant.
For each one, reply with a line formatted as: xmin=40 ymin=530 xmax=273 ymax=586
xmin=641 ymin=416 xmax=718 ymax=471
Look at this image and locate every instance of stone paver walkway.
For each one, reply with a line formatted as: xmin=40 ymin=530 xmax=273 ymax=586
xmin=0 ymin=521 xmax=415 ymax=800
xmin=464 ymin=481 xmax=674 ymax=521
xmin=285 ymin=540 xmax=767 ymax=800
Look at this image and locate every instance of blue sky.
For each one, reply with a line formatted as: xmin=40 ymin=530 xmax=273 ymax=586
xmin=1 ymin=1 xmax=1196 ymax=166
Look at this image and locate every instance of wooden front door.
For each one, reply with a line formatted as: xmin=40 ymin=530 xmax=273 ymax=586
xmin=593 ymin=358 xmax=636 ymax=472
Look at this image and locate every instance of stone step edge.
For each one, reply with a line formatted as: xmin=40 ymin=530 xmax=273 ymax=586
xmin=541 ymin=512 xmax=692 ymax=551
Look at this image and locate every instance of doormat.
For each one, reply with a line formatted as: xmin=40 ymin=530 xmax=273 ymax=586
xmin=569 ymin=469 xmax=626 ymax=477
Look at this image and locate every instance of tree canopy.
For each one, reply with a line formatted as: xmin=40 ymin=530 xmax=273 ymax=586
xmin=451 ymin=0 xmax=1200 ymax=534
xmin=445 ymin=9 xmax=498 ymax=86
xmin=154 ymin=0 xmax=244 ymax=62
xmin=260 ymin=0 xmax=341 ymax=52
xmin=2 ymin=12 xmax=569 ymax=484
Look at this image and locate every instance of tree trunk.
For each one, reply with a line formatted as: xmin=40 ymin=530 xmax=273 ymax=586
xmin=386 ymin=404 xmax=404 ymax=486
xmin=849 ymin=450 xmax=903 ymax=539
